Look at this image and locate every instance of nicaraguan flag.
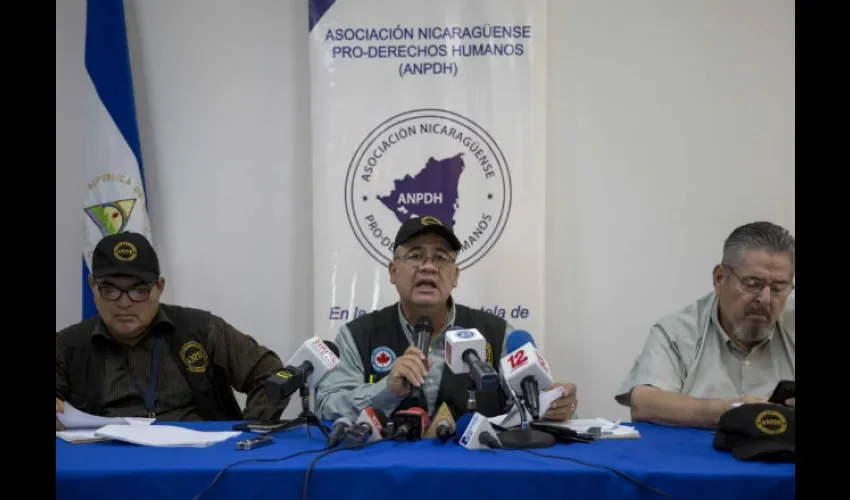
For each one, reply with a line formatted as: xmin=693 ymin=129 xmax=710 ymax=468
xmin=82 ymin=0 xmax=152 ymax=320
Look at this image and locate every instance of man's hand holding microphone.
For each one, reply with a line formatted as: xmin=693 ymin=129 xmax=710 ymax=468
xmin=386 ymin=345 xmax=435 ymax=398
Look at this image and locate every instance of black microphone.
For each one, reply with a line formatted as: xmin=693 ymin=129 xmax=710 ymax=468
xmin=265 ymin=337 xmax=340 ymax=404
xmin=413 ymin=316 xmax=433 ymax=360
xmin=408 ymin=316 xmax=434 ymax=406
xmin=343 ymin=407 xmax=389 ymax=446
xmin=326 ymin=417 xmax=352 ymax=448
xmin=436 ymin=414 xmax=455 ymax=443
xmin=423 ymin=402 xmax=456 ymax=443
xmin=390 ymin=406 xmax=430 ymax=441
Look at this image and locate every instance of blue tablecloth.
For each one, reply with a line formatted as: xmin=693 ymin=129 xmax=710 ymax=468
xmin=56 ymin=421 xmax=794 ymax=500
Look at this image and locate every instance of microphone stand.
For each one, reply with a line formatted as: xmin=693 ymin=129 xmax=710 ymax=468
xmin=272 ymin=384 xmax=331 ymax=439
xmin=467 ymin=378 xmax=477 ymax=413
xmin=496 ymin=387 xmax=555 ymax=449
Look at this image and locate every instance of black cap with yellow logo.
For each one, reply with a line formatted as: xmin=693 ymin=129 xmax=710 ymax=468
xmin=712 ymin=403 xmax=795 ymax=462
xmin=91 ymin=232 xmax=160 ymax=283
xmin=393 ymin=216 xmax=461 ymax=252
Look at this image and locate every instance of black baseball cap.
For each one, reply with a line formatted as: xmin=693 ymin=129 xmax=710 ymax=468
xmin=712 ymin=403 xmax=795 ymax=462
xmin=91 ymin=232 xmax=160 ymax=283
xmin=393 ymin=216 xmax=461 ymax=252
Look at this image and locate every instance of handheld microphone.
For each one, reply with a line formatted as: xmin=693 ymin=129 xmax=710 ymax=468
xmin=500 ymin=330 xmax=552 ymax=420
xmin=456 ymin=412 xmax=502 ymax=450
xmin=390 ymin=407 xmax=430 ymax=441
xmin=413 ymin=316 xmax=433 ymax=359
xmin=326 ymin=417 xmax=352 ymax=448
xmin=265 ymin=337 xmax=340 ymax=404
xmin=342 ymin=407 xmax=388 ymax=447
xmin=409 ymin=316 xmax=433 ymax=404
xmin=445 ymin=328 xmax=499 ymax=392
xmin=423 ymin=402 xmax=456 ymax=443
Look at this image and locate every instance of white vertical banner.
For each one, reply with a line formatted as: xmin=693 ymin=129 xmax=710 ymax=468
xmin=309 ymin=0 xmax=548 ymax=351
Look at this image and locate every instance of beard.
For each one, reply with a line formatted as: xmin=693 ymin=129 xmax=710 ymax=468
xmin=732 ymin=319 xmax=776 ymax=344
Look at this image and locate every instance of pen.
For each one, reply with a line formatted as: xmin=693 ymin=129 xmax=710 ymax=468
xmin=369 ymin=374 xmax=375 ymax=384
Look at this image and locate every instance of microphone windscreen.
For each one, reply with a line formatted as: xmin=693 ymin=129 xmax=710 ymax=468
xmin=455 ymin=413 xmax=473 ymax=437
xmin=324 ymin=340 xmax=340 ymax=357
xmin=506 ymin=330 xmax=535 ymax=353
xmin=414 ymin=316 xmax=434 ymax=331
xmin=408 ymin=406 xmax=429 ymax=425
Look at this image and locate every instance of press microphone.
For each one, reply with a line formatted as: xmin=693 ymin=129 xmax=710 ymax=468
xmin=326 ymin=417 xmax=352 ymax=448
xmin=500 ymin=330 xmax=552 ymax=420
xmin=456 ymin=412 xmax=502 ymax=450
xmin=390 ymin=406 xmax=430 ymax=441
xmin=408 ymin=316 xmax=434 ymax=405
xmin=265 ymin=337 xmax=340 ymax=404
xmin=445 ymin=328 xmax=499 ymax=392
xmin=342 ymin=407 xmax=388 ymax=447
xmin=423 ymin=402 xmax=456 ymax=443
xmin=413 ymin=316 xmax=434 ymax=360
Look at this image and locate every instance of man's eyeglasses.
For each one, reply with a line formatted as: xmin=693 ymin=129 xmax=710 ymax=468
xmin=724 ymin=266 xmax=795 ymax=297
xmin=396 ymin=251 xmax=456 ymax=268
xmin=95 ymin=282 xmax=156 ymax=302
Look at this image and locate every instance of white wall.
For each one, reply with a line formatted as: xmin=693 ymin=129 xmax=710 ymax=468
xmin=56 ymin=0 xmax=794 ymax=421
xmin=544 ymin=0 xmax=795 ymax=420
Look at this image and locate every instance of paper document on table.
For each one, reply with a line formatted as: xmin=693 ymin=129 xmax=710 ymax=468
xmin=57 ymin=402 xmax=155 ymax=430
xmin=56 ymin=430 xmax=110 ymax=444
xmin=488 ymin=386 xmax=564 ymax=428
xmin=93 ymin=424 xmax=242 ymax=448
xmin=560 ymin=418 xmax=640 ymax=439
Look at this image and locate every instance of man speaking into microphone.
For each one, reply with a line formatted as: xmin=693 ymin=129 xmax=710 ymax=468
xmin=315 ymin=217 xmax=579 ymax=423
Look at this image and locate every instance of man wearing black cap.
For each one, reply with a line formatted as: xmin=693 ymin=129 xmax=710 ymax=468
xmin=56 ymin=232 xmax=290 ymax=428
xmin=315 ymin=216 xmax=578 ymax=424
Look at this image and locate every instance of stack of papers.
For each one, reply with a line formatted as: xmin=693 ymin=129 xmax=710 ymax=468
xmin=560 ymin=418 xmax=640 ymax=439
xmin=56 ymin=403 xmax=155 ymax=443
xmin=489 ymin=386 xmax=565 ymax=428
xmin=56 ymin=403 xmax=241 ymax=447
xmin=94 ymin=424 xmax=241 ymax=448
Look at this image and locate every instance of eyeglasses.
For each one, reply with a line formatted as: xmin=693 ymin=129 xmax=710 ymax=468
xmin=724 ymin=266 xmax=795 ymax=297
xmin=95 ymin=282 xmax=156 ymax=302
xmin=396 ymin=251 xmax=456 ymax=268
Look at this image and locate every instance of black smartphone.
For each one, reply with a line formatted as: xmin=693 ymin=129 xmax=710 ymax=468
xmin=768 ymin=380 xmax=795 ymax=405
xmin=236 ymin=435 xmax=275 ymax=450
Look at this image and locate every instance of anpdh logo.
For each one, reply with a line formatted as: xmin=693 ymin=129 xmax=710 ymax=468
xmin=345 ymin=108 xmax=512 ymax=270
xmin=455 ymin=330 xmax=475 ymax=339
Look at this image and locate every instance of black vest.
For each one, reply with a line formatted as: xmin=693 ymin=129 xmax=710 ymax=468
xmin=347 ymin=302 xmax=508 ymax=419
xmin=56 ymin=304 xmax=243 ymax=421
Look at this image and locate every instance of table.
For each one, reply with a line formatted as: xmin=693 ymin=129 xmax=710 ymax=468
xmin=56 ymin=421 xmax=794 ymax=500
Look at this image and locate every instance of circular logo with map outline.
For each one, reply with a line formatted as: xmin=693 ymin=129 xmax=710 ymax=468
xmin=371 ymin=346 xmax=396 ymax=373
xmin=345 ymin=108 xmax=512 ymax=270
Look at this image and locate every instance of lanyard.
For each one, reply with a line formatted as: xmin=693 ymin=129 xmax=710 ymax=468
xmin=134 ymin=335 xmax=163 ymax=418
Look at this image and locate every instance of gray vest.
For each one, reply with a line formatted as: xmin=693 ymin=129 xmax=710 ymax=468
xmin=346 ymin=303 xmax=508 ymax=419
